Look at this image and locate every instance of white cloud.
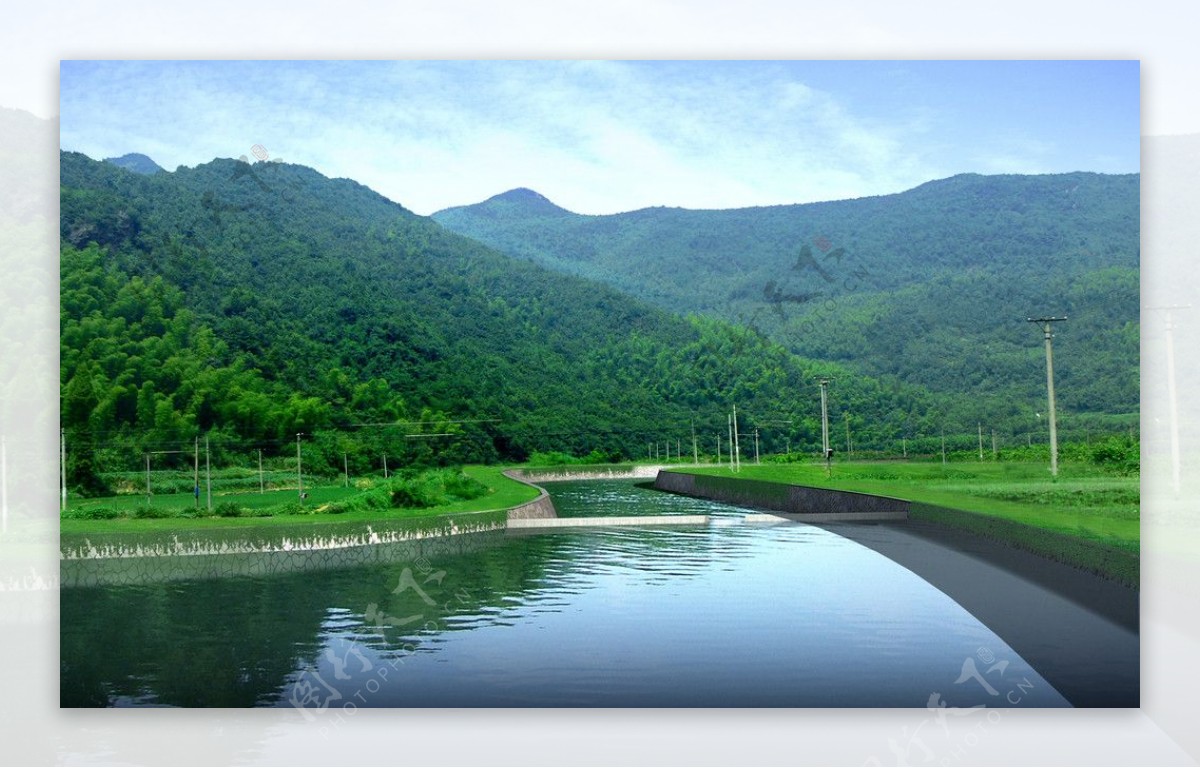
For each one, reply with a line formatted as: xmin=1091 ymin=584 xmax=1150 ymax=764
xmin=58 ymin=60 xmax=1134 ymax=215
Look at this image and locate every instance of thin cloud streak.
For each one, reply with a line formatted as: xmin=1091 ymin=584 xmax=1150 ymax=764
xmin=59 ymin=60 xmax=1139 ymax=216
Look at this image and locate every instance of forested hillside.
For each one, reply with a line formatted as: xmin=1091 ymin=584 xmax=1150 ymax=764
xmin=61 ymin=152 xmax=966 ymax=492
xmin=434 ymin=174 xmax=1139 ymax=421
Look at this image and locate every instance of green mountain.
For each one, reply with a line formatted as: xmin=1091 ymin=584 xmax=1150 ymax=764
xmin=433 ymin=174 xmax=1139 ymax=425
xmin=103 ymin=152 xmax=164 ymax=175
xmin=61 ymin=152 xmax=961 ymax=491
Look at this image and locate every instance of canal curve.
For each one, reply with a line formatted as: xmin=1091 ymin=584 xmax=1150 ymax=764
xmin=60 ymin=478 xmax=1077 ymax=708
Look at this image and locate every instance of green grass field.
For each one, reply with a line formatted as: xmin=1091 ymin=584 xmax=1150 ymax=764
xmin=683 ymin=460 xmax=1139 ymax=552
xmin=61 ymin=457 xmax=1139 ymax=586
xmin=678 ymin=459 xmax=1140 ymax=586
xmin=60 ymin=466 xmax=541 ymax=536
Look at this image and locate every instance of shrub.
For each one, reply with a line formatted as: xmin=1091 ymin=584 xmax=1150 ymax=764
xmin=72 ymin=506 xmax=122 ymax=520
xmin=440 ymin=470 xmax=488 ymax=501
xmin=274 ymin=501 xmax=304 ymax=516
xmin=390 ymin=483 xmax=428 ymax=508
xmin=386 ymin=469 xmax=489 ymax=509
xmin=528 ymin=449 xmax=622 ymax=466
xmin=1087 ymin=436 xmax=1139 ymax=475
xmin=132 ymin=505 xmax=172 ymax=519
xmin=215 ymin=502 xmax=243 ymax=518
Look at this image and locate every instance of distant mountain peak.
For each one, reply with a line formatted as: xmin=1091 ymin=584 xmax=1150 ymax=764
xmin=492 ymin=187 xmax=552 ymax=202
xmin=484 ymin=187 xmax=573 ymax=215
xmin=104 ymin=152 xmax=165 ymax=175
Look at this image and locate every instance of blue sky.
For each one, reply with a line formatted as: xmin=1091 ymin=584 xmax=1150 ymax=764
xmin=59 ymin=60 xmax=1139 ymax=215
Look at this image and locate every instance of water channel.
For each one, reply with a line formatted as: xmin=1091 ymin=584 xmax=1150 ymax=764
xmin=59 ymin=479 xmax=1070 ymax=707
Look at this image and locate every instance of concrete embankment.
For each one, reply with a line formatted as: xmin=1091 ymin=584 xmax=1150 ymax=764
xmin=649 ymin=469 xmax=1139 ymax=707
xmin=61 ymin=472 xmax=559 ymax=583
xmin=60 ymin=516 xmax=508 ymax=587
xmin=507 ymin=465 xmax=667 ymax=483
xmin=653 ymin=470 xmax=908 ymax=520
xmin=508 ymin=515 xmax=709 ymax=530
xmin=822 ymin=518 xmax=1139 ymax=707
xmin=500 ymin=470 xmax=559 ymax=521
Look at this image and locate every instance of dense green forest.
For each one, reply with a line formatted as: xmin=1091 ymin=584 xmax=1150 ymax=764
xmin=60 ymin=151 xmax=990 ymax=494
xmin=433 ymin=175 xmax=1139 ymax=419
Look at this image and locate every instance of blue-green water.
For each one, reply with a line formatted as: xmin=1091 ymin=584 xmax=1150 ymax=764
xmin=59 ymin=480 xmax=1069 ymax=707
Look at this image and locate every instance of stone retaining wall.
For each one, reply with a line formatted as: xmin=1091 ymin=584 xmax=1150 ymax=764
xmin=653 ymin=470 xmax=908 ymax=519
xmin=508 ymin=466 xmax=667 ymax=483
xmin=501 ymin=470 xmax=559 ymax=520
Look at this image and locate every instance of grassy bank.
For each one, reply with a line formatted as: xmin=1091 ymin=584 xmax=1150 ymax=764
xmin=679 ymin=461 xmax=1139 ymax=586
xmin=60 ymin=465 xmax=541 ymax=536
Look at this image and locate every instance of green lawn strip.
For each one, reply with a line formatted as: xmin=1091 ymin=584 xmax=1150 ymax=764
xmin=462 ymin=465 xmax=542 ymax=508
xmin=678 ymin=461 xmax=1139 ymax=585
xmin=909 ymin=502 xmax=1139 ymax=588
xmin=68 ymin=485 xmax=358 ymax=513
xmin=60 ymin=465 xmax=539 ymax=537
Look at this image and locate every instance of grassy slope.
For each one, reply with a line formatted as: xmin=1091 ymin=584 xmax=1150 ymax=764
xmin=683 ymin=461 xmax=1137 ymax=545
xmin=59 ymin=466 xmax=540 ymax=536
xmin=680 ymin=460 xmax=1139 ymax=586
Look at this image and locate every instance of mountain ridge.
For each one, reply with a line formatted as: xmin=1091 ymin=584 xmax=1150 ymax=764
xmin=103 ymin=152 xmax=165 ymax=175
xmin=432 ymin=170 xmax=1139 ymax=421
xmin=437 ymin=170 xmax=1138 ymax=218
xmin=60 ymin=149 xmax=971 ymax=489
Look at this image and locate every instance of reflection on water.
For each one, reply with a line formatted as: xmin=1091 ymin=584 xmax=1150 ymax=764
xmin=60 ymin=480 xmax=1069 ymax=707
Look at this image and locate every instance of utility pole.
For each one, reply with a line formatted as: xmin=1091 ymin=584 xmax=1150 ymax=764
xmin=1165 ymin=306 xmax=1182 ymax=494
xmin=941 ymin=428 xmax=947 ymax=466
xmin=727 ymin=414 xmax=734 ymax=471
xmin=145 ymin=453 xmax=151 ymax=503
xmin=1028 ymin=316 xmax=1067 ymax=477
xmin=297 ymin=433 xmax=304 ymax=499
xmin=194 ymin=437 xmax=200 ymax=508
xmin=258 ymin=449 xmax=264 ymax=493
xmin=60 ymin=428 xmax=67 ymax=512
xmin=383 ymin=453 xmax=389 ymax=478
xmin=902 ymin=436 xmax=906 ymax=459
xmin=716 ymin=434 xmax=721 ymax=466
xmin=205 ymin=436 xmax=212 ymax=512
xmin=992 ymin=429 xmax=998 ymax=460
xmin=845 ymin=413 xmax=852 ymax=457
xmin=1147 ymin=305 xmax=1188 ymax=496
xmin=818 ymin=378 xmax=832 ymax=477
xmin=754 ymin=427 xmax=760 ymax=465
xmin=978 ymin=423 xmax=984 ymax=461
xmin=1 ymin=435 xmax=6 ymax=534
xmin=732 ymin=405 xmax=741 ymax=472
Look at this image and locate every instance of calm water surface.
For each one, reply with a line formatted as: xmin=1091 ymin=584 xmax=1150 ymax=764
xmin=60 ymin=480 xmax=1069 ymax=707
